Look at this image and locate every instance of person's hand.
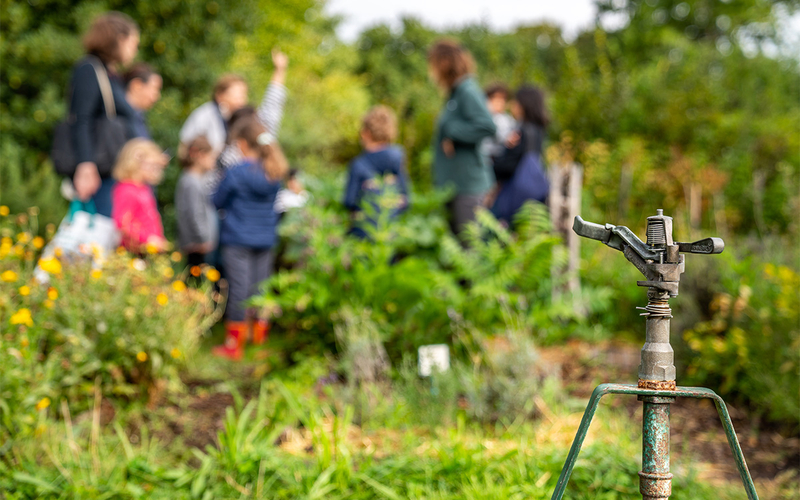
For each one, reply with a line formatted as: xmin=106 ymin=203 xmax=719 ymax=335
xmin=197 ymin=241 xmax=215 ymax=254
xmin=505 ymin=131 xmax=520 ymax=148
xmin=73 ymin=162 xmax=101 ymax=201
xmin=272 ymin=49 xmax=289 ymax=71
xmin=272 ymin=49 xmax=288 ymax=85
xmin=146 ymin=235 xmax=168 ymax=253
xmin=441 ymin=139 xmax=455 ymax=158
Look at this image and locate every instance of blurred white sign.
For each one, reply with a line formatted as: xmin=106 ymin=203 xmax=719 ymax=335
xmin=418 ymin=344 xmax=450 ymax=377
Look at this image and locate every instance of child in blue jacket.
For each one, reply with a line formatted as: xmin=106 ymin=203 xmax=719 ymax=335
xmin=212 ymin=116 xmax=288 ymax=359
xmin=344 ymin=105 xmax=410 ymax=237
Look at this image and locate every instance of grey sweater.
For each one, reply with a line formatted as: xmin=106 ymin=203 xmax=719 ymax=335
xmin=175 ymin=171 xmax=218 ymax=251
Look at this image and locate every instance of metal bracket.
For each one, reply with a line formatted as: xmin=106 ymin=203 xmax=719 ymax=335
xmin=550 ymin=384 xmax=759 ymax=500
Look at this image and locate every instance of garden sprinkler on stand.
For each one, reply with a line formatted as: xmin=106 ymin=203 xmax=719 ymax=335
xmin=550 ymin=210 xmax=760 ymax=500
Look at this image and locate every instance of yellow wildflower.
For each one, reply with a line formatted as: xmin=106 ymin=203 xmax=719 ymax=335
xmin=18 ymin=285 xmax=30 ymax=296
xmin=172 ymin=280 xmax=186 ymax=292
xmin=14 ymin=246 xmax=24 ymax=257
xmin=47 ymin=287 xmax=58 ymax=300
xmin=145 ymin=242 xmax=159 ymax=254
xmin=137 ymin=351 xmax=148 ymax=362
xmin=170 ymin=348 xmax=181 ymax=359
xmin=163 ymin=267 xmax=175 ymax=278
xmin=170 ymin=251 xmax=182 ymax=263
xmin=10 ymin=308 xmax=33 ymax=327
xmin=206 ymin=268 xmax=221 ymax=283
xmin=32 ymin=236 xmax=45 ymax=249
xmin=1 ymin=270 xmax=18 ymax=282
xmin=2 ymin=237 xmax=12 ymax=246
xmin=44 ymin=300 xmax=54 ymax=309
xmin=0 ymin=206 xmax=8 ymax=216
xmin=38 ymin=257 xmax=62 ymax=275
xmin=16 ymin=233 xmax=30 ymax=244
xmin=20 ymin=337 xmax=29 ymax=347
xmin=36 ymin=397 xmax=50 ymax=411
xmin=156 ymin=293 xmax=168 ymax=306
xmin=90 ymin=269 xmax=103 ymax=280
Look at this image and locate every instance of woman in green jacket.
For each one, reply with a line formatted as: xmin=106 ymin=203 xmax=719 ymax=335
xmin=428 ymin=40 xmax=497 ymax=237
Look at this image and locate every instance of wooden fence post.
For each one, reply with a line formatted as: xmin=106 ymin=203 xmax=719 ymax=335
xmin=549 ymin=163 xmax=584 ymax=315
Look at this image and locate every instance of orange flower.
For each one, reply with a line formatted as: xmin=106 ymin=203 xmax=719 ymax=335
xmin=47 ymin=287 xmax=58 ymax=300
xmin=190 ymin=266 xmax=202 ymax=277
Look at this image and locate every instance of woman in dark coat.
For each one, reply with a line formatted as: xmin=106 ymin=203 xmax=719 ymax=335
xmin=70 ymin=12 xmax=139 ymax=216
xmin=490 ymin=85 xmax=550 ymax=224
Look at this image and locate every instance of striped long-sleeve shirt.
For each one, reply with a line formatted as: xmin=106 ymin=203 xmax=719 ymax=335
xmin=209 ymin=82 xmax=288 ymax=191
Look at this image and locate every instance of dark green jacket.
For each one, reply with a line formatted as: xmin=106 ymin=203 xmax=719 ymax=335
xmin=433 ymin=77 xmax=497 ymax=195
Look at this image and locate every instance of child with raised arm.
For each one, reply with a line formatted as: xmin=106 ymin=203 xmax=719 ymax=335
xmin=343 ymin=106 xmax=410 ymax=237
xmin=212 ymin=116 xmax=289 ymax=360
xmin=111 ymin=139 xmax=169 ymax=253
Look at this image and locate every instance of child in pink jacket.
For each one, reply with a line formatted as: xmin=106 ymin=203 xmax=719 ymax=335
xmin=111 ymin=139 xmax=169 ymax=253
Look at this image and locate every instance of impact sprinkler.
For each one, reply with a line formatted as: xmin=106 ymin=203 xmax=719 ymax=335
xmin=551 ymin=210 xmax=759 ymax=500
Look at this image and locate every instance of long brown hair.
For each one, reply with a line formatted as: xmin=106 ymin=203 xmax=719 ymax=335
xmin=427 ymin=40 xmax=476 ymax=89
xmin=83 ymin=12 xmax=139 ymax=65
xmin=229 ymin=117 xmax=288 ymax=181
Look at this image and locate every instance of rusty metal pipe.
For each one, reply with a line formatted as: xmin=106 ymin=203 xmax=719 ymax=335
xmin=639 ymin=398 xmax=674 ymax=499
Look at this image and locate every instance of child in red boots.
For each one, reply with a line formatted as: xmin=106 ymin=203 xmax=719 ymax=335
xmin=211 ymin=116 xmax=288 ymax=359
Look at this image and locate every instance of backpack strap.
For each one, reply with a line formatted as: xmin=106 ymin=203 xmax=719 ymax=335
xmin=87 ymin=56 xmax=117 ymax=119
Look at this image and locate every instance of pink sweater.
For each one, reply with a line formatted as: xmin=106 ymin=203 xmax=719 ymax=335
xmin=112 ymin=182 xmax=164 ymax=251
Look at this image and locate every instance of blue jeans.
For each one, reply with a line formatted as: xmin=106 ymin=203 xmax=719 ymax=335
xmin=92 ymin=177 xmax=116 ymax=217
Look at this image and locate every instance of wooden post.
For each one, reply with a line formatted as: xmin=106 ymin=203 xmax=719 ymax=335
xmin=549 ymin=163 xmax=584 ymax=316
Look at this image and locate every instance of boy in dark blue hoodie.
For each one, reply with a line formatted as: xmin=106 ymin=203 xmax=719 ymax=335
xmin=344 ymin=106 xmax=410 ymax=237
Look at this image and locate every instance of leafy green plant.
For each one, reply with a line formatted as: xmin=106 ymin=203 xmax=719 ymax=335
xmin=681 ymin=251 xmax=800 ymax=427
xmin=0 ymin=208 xmax=224 ymax=438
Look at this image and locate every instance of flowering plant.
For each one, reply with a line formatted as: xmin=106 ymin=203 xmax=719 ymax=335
xmin=0 ymin=206 xmax=225 ymax=437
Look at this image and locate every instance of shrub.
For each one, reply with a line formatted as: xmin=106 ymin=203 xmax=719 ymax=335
xmin=0 ymin=207 xmax=224 ymax=438
xmin=681 ymin=250 xmax=800 ymax=427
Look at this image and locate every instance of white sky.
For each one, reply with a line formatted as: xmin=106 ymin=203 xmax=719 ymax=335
xmin=325 ymin=0 xmax=598 ymax=42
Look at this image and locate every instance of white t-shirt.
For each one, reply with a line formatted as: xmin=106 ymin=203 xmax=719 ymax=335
xmin=179 ymin=101 xmax=227 ymax=153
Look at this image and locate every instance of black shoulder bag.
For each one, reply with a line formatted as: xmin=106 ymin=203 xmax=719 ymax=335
xmin=51 ymin=57 xmax=129 ymax=177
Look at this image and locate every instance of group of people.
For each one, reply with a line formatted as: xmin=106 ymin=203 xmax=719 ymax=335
xmin=59 ymin=13 xmax=550 ymax=361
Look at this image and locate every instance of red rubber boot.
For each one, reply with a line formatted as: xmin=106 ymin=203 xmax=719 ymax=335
xmin=252 ymin=319 xmax=270 ymax=345
xmin=212 ymin=321 xmax=247 ymax=360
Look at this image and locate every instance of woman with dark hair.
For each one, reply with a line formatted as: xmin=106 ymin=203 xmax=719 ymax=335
xmin=490 ymin=85 xmax=551 ymax=224
xmin=428 ymin=40 xmax=496 ymax=237
xmin=124 ymin=62 xmax=162 ymax=139
xmin=70 ymin=11 xmax=140 ymax=216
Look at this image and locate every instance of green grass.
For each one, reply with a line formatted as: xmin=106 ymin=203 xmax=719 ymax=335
xmin=2 ymin=355 xmax=770 ymax=500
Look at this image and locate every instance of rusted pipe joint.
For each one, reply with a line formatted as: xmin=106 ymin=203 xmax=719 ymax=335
xmin=639 ymin=471 xmax=673 ymax=498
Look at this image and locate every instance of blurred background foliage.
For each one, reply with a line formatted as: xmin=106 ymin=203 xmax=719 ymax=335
xmin=1 ymin=0 xmax=798 ymax=425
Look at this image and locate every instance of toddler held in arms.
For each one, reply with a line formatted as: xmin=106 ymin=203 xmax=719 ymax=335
xmin=111 ymin=139 xmax=169 ymax=253
xmin=176 ymin=135 xmax=218 ymax=268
